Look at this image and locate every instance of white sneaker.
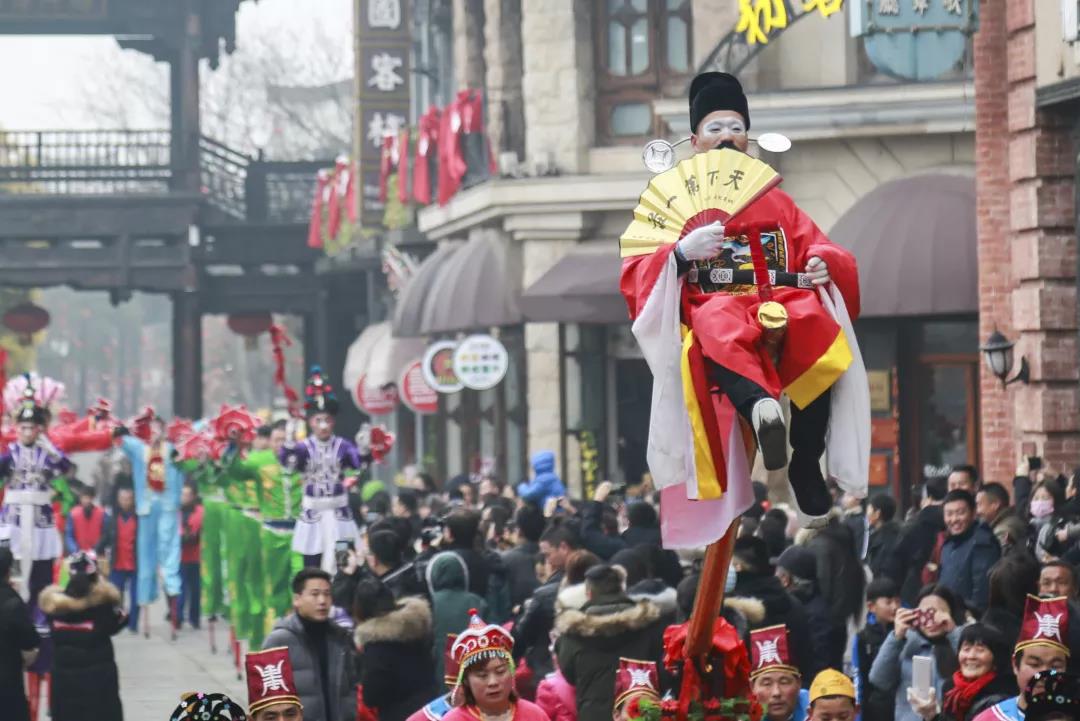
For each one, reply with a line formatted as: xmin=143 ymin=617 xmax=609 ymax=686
xmin=751 ymin=398 xmax=787 ymax=471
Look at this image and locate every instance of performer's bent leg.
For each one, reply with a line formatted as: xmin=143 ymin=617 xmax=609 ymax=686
xmin=302 ymin=553 xmax=322 ymax=568
xmin=712 ymin=363 xmax=787 ymax=471
xmin=788 ymin=387 xmax=833 ymax=517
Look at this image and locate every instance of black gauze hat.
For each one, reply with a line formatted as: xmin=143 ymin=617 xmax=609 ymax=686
xmin=689 ymin=71 xmax=750 ymax=133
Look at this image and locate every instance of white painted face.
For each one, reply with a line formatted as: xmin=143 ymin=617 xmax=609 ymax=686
xmin=309 ymin=413 xmax=335 ymax=441
xmin=691 ymin=110 xmax=750 ymax=154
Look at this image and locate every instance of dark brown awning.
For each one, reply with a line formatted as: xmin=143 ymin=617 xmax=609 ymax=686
xmin=829 ymin=173 xmax=976 ymax=318
xmin=392 ymin=243 xmax=460 ymax=338
xmin=521 ymin=249 xmax=629 ymax=324
xmin=419 ymin=234 xmax=523 ymax=334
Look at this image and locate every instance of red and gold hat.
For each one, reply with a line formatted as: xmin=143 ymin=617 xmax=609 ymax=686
xmin=246 ymin=647 xmax=302 ymax=715
xmin=1016 ymin=595 xmax=1070 ymax=656
xmin=614 ymin=658 xmax=661 ymax=709
xmin=451 ymin=609 xmax=514 ymax=679
xmin=749 ymin=625 xmax=799 ymax=680
xmin=443 ymin=634 xmax=460 ymax=687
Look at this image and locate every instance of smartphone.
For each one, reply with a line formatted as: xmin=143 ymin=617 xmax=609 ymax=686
xmin=334 ymin=539 xmax=355 ymax=569
xmin=911 ymin=655 xmax=933 ymax=697
xmin=1029 ymin=456 xmax=1044 ymax=471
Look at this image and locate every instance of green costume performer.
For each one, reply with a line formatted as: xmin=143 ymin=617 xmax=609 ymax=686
xmin=228 ymin=447 xmax=304 ymax=624
xmin=178 ymin=457 xmax=228 ymax=619
xmin=219 ymin=450 xmax=267 ymax=647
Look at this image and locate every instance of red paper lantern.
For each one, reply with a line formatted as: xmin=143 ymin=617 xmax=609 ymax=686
xmin=227 ymin=312 xmax=273 ymax=349
xmin=3 ymin=302 xmax=50 ymax=345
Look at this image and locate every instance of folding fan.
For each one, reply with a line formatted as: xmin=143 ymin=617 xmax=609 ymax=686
xmin=620 ymin=148 xmax=782 ymax=258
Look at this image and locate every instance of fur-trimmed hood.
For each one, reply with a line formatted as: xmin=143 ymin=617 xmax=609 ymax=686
xmin=39 ymin=580 xmax=120 ymax=616
xmin=354 ymin=596 xmax=432 ymax=646
xmin=629 ymin=583 xmax=679 ymax=617
xmin=555 ymin=596 xmax=661 ymax=637
xmin=723 ymin=596 xmax=766 ymax=626
xmin=556 ymin=582 xmax=589 ymax=613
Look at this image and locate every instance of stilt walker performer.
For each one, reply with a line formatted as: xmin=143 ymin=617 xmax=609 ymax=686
xmin=117 ymin=408 xmax=183 ymax=634
xmin=280 ymin=367 xmax=367 ymax=573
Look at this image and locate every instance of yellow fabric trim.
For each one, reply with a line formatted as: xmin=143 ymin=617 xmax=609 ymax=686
xmin=681 ymin=328 xmax=723 ymax=500
xmin=785 ymin=328 xmax=853 ymax=410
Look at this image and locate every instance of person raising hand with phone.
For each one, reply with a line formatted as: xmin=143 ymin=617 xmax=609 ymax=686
xmin=869 ymin=584 xmax=967 ymax=721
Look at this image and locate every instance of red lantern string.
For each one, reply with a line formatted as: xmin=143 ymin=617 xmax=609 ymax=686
xmin=269 ymin=324 xmax=302 ymax=418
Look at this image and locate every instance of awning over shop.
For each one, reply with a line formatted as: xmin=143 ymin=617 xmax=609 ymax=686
xmin=392 ymin=243 xmax=461 ymax=338
xmin=520 ymin=248 xmax=628 ymax=324
xmin=343 ymin=321 xmax=424 ymax=393
xmin=829 ymin=173 xmax=976 ymax=318
xmin=420 ymin=234 xmax=523 ymax=334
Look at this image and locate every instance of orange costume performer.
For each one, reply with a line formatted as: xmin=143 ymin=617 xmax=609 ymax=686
xmin=620 ymin=73 xmax=869 ymax=543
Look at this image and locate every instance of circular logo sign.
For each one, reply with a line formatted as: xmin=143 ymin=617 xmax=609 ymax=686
xmin=452 ymin=334 xmax=509 ymax=391
xmin=422 ymin=340 xmax=464 ymax=394
xmin=399 ymin=360 xmax=438 ymax=415
xmin=354 ymin=374 xmax=398 ymax=416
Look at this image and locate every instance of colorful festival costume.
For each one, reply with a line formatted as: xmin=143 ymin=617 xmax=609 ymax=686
xmin=280 ymin=367 xmax=365 ymax=573
xmin=118 ymin=411 xmax=183 ymax=606
xmin=619 ymin=72 xmax=868 ymax=546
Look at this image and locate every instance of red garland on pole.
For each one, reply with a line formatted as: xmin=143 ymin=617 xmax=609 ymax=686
xmin=307 ymin=171 xmax=330 ymax=249
xmin=269 ymin=324 xmax=302 ymax=418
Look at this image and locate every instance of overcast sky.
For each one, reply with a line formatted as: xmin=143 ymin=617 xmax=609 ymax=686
xmin=0 ymin=0 xmax=352 ymax=129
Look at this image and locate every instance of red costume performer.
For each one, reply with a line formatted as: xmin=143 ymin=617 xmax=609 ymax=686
xmin=620 ymin=73 xmax=868 ymax=536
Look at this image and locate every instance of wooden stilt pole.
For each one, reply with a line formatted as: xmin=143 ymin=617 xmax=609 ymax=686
xmin=685 ymin=519 xmax=740 ymax=658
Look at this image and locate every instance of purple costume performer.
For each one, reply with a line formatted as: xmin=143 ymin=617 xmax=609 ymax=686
xmin=280 ymin=366 xmax=368 ymax=572
xmin=0 ymin=390 xmax=72 ymax=606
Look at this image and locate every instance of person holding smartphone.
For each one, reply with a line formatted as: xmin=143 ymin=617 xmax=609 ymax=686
xmin=869 ymin=584 xmax=967 ymax=721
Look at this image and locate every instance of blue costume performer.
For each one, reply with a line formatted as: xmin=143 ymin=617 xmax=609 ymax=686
xmin=0 ymin=382 xmax=72 ymax=605
xmin=118 ymin=409 xmax=183 ymax=618
xmin=280 ymin=367 xmax=365 ymax=572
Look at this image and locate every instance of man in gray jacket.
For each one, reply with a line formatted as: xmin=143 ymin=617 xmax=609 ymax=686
xmin=263 ymin=568 xmax=356 ymax=721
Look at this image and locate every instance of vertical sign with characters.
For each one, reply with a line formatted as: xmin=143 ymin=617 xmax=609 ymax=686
xmin=354 ymin=0 xmax=412 ymax=224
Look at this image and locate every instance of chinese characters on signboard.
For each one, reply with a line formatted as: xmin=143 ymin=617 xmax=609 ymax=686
xmin=356 ymin=0 xmax=411 ymax=221
xmin=736 ymin=0 xmax=845 ymax=46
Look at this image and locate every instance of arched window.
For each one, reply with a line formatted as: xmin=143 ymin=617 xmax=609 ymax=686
xmin=596 ymin=0 xmax=692 ymax=143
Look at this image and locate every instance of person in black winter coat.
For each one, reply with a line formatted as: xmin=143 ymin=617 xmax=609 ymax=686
xmin=353 ymin=579 xmax=437 ymax=721
xmin=621 ymin=500 xmax=683 ymax=588
xmin=0 ymin=548 xmax=40 ymax=721
xmin=882 ymin=478 xmax=947 ymax=605
xmin=777 ymin=544 xmax=841 ymax=670
xmin=729 ymin=536 xmax=820 ymax=683
xmin=803 ymin=514 xmax=867 ymax=651
xmin=39 ymin=552 xmax=126 ymax=721
xmin=867 ymin=494 xmax=902 ymax=580
xmin=501 ymin=504 xmax=544 ymax=608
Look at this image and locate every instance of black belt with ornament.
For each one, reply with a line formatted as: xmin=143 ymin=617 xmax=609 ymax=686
xmin=688 ymin=267 xmax=814 ymax=291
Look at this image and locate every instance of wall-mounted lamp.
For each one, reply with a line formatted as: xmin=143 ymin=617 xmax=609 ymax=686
xmin=980 ymin=330 xmax=1029 ymax=387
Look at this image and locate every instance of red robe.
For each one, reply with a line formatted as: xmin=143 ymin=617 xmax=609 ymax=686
xmin=621 ymin=187 xmax=859 ymax=404
xmin=619 ymin=187 xmax=861 ymax=514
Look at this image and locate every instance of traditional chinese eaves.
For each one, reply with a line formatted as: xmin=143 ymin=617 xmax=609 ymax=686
xmin=0 ymin=0 xmax=251 ymax=66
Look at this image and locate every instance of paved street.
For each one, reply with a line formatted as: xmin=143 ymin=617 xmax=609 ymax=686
xmin=113 ymin=601 xmax=248 ymax=720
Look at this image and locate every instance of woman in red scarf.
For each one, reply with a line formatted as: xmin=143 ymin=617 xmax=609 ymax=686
xmin=911 ymin=624 xmax=1017 ymax=721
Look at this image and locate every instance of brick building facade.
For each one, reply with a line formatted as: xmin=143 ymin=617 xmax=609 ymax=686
xmin=977 ymin=0 xmax=1080 ymax=484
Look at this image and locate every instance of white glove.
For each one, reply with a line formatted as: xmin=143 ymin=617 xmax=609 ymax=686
xmin=805 ymin=255 xmax=830 ymax=285
xmin=677 ymin=221 xmax=725 ymax=261
xmin=906 ymin=687 xmax=938 ymax=720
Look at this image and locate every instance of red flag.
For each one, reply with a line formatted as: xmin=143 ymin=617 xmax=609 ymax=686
xmin=307 ymin=171 xmax=330 ymax=248
xmin=413 ymin=106 xmax=440 ymax=205
xmin=326 ymin=158 xmax=348 ymax=241
xmin=345 ymin=161 xmax=358 ymax=224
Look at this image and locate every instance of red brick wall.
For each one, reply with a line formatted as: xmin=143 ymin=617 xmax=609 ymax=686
xmin=977 ymin=0 xmax=1079 ymax=487
xmin=975 ymin=0 xmax=1015 ymax=487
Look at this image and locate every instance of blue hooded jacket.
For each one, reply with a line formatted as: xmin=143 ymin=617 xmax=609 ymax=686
xmin=516 ymin=450 xmax=566 ymax=506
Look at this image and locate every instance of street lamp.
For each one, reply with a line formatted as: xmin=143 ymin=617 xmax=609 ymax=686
xmin=980 ymin=330 xmax=1029 ymax=387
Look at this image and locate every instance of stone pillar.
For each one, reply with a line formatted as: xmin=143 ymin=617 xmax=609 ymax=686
xmin=1006 ymin=0 xmax=1079 ymax=471
xmin=453 ymin=0 xmax=487 ymax=91
xmin=520 ymin=0 xmax=595 ymax=173
xmin=170 ymin=1 xmax=202 ymax=193
xmin=172 ymin=290 xmax=203 ymax=419
xmin=975 ymin=0 xmax=1016 ymax=486
xmin=484 ymin=0 xmax=526 ymax=160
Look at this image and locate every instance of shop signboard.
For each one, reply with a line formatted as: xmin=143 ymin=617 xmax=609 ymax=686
xmin=452 ymin=334 xmax=509 ymax=391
